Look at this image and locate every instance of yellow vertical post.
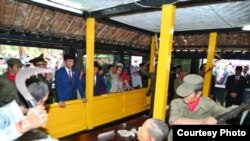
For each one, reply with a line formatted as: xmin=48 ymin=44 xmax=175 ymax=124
xmin=147 ymin=36 xmax=156 ymax=107
xmin=149 ymin=36 xmax=156 ymax=73
xmin=86 ymin=17 xmax=95 ymax=129
xmin=202 ymin=32 xmax=217 ymax=97
xmin=153 ymin=5 xmax=176 ymax=120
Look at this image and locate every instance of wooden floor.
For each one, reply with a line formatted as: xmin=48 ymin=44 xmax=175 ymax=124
xmin=61 ymin=116 xmax=148 ymax=141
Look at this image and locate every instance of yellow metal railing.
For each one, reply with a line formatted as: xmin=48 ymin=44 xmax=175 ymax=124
xmin=44 ymin=88 xmax=149 ymax=138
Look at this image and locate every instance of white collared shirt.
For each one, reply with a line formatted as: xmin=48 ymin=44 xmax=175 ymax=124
xmin=94 ymin=75 xmax=96 ymax=85
xmin=235 ymin=76 xmax=240 ymax=80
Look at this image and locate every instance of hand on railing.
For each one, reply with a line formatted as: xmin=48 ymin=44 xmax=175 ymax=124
xmin=82 ymin=98 xmax=87 ymax=103
xmin=58 ymin=101 xmax=66 ymax=108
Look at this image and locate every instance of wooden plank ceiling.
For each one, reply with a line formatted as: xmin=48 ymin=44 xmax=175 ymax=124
xmin=174 ymin=33 xmax=250 ymax=47
xmin=0 ymin=0 xmax=249 ymax=50
xmin=0 ymin=0 xmax=151 ymax=49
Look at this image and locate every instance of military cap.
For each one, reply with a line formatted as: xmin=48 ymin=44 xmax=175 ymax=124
xmin=176 ymin=74 xmax=204 ymax=97
xmin=29 ymin=54 xmax=47 ymax=66
xmin=0 ymin=77 xmax=17 ymax=107
xmin=6 ymin=58 xmax=23 ymax=67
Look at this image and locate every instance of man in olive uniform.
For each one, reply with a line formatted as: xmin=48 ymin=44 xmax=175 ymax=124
xmin=28 ymin=54 xmax=55 ymax=104
xmin=1 ymin=58 xmax=28 ymax=113
xmin=168 ymin=74 xmax=235 ymax=141
xmin=169 ymin=74 xmax=233 ymax=125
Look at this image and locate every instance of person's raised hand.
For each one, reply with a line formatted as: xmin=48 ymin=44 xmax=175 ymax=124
xmin=21 ymin=105 xmax=48 ymax=133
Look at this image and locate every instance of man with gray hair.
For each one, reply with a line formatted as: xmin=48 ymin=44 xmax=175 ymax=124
xmin=137 ymin=118 xmax=169 ymax=141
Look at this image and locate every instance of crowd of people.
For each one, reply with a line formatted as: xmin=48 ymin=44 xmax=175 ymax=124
xmin=0 ymin=55 xmax=170 ymax=141
xmin=1 ymin=52 xmax=250 ymax=141
xmin=2 ymin=53 xmax=250 ymax=109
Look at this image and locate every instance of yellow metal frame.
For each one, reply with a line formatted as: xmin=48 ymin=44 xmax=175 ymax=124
xmin=149 ymin=36 xmax=156 ymax=73
xmin=86 ymin=17 xmax=95 ymax=129
xmin=202 ymin=32 xmax=218 ymax=97
xmin=147 ymin=36 xmax=156 ymax=106
xmin=44 ymin=89 xmax=148 ymax=138
xmin=153 ymin=5 xmax=176 ymax=120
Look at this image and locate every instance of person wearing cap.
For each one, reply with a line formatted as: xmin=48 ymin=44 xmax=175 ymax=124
xmin=29 ymin=54 xmax=52 ymax=82
xmin=28 ymin=54 xmax=55 ymax=104
xmin=225 ymin=66 xmax=247 ymax=107
xmin=169 ymin=74 xmax=234 ymax=125
xmin=55 ymin=54 xmax=86 ymax=108
xmin=137 ymin=118 xmax=169 ymax=141
xmin=5 ymin=58 xmax=23 ymax=81
xmin=29 ymin=54 xmax=47 ymax=68
xmin=0 ymin=77 xmax=48 ymax=141
xmin=1 ymin=58 xmax=28 ymax=112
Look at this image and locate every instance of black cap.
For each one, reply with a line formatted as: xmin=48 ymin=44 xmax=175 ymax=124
xmin=94 ymin=61 xmax=99 ymax=68
xmin=63 ymin=54 xmax=75 ymax=61
xmin=29 ymin=54 xmax=47 ymax=66
xmin=235 ymin=66 xmax=243 ymax=71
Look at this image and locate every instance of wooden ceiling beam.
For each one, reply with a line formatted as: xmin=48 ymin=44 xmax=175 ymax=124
xmin=77 ymin=21 xmax=86 ymax=35
xmin=36 ymin=9 xmax=48 ymax=29
xmin=11 ymin=1 xmax=18 ymax=26
xmin=110 ymin=27 xmax=121 ymax=39
xmin=96 ymin=24 xmax=108 ymax=38
xmin=24 ymin=5 xmax=36 ymax=28
xmin=103 ymin=26 xmax=116 ymax=39
xmin=123 ymin=31 xmax=134 ymax=41
xmin=45 ymin=11 xmax=59 ymax=32
xmin=65 ymin=16 xmax=76 ymax=33
xmin=116 ymin=30 xmax=130 ymax=42
xmin=0 ymin=0 xmax=5 ymax=24
xmin=56 ymin=14 xmax=68 ymax=32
